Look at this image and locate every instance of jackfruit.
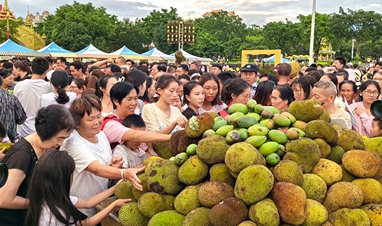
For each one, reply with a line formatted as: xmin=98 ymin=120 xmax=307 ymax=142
xmin=301 ymin=174 xmax=327 ymax=203
xmin=137 ymin=192 xmax=165 ymax=218
xmin=152 ymin=142 xmax=173 ymax=159
xmin=288 ymin=99 xmax=324 ymax=122
xmin=169 ymin=130 xmax=201 ymax=156
xmin=162 ymin=195 xmax=175 ymax=210
xmin=271 ymin=182 xmax=307 ymax=225
xmin=351 ymin=178 xmax=382 ymax=204
xmin=208 ymin=197 xmax=248 ymax=226
xmin=118 ymin=202 xmax=149 ymax=226
xmin=196 ymin=135 xmax=230 ymax=165
xmin=131 ymin=173 xmax=149 ymax=200
xmin=178 ymin=155 xmax=208 ymax=185
xmin=114 ymin=180 xmax=136 ymax=201
xmin=312 ymin=158 xmax=343 ymax=186
xmin=327 ymin=145 xmax=345 ymax=164
xmin=336 ymin=129 xmax=365 ymax=151
xmin=147 ymin=210 xmax=185 ymax=226
xmin=209 ymin=163 xmax=235 ymax=186
xmin=174 ymin=184 xmax=201 ymax=215
xmin=301 ymin=199 xmax=328 ymax=226
xmin=182 ymin=207 xmax=212 ymax=226
xmin=185 ymin=113 xmax=214 ymax=138
xmin=234 ymin=165 xmax=274 ymax=205
xmin=248 ymin=198 xmax=280 ymax=226
xmin=323 ymin=181 xmax=364 ymax=213
xmin=361 ymin=204 xmax=382 ymax=226
xmin=364 ymin=137 xmax=382 ymax=158
xmin=284 ymin=138 xmax=321 ymax=173
xmin=328 ymin=208 xmax=370 ymax=226
xmin=342 ymin=150 xmax=382 ymax=178
xmin=225 ymin=142 xmax=265 ymax=174
xmin=273 ymin=160 xmax=304 ymax=186
xmin=145 ymin=159 xmax=183 ymax=195
xmin=305 ymin=120 xmax=338 ymax=145
xmin=314 ymin=138 xmax=331 ymax=158
xmin=198 ymin=181 xmax=234 ymax=208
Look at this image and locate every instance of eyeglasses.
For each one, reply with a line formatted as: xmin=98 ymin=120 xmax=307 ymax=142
xmin=363 ymin=90 xmax=379 ymax=96
xmin=373 ymin=78 xmax=382 ymax=81
xmin=69 ymin=86 xmax=78 ymax=89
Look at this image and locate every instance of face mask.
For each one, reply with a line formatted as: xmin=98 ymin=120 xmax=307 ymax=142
xmin=201 ymin=68 xmax=205 ymax=73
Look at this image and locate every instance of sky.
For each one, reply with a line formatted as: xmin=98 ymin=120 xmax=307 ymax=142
xmin=5 ymin=0 xmax=382 ymax=26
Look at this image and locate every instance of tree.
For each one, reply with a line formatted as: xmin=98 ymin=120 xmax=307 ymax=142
xmin=239 ymin=25 xmax=267 ymax=51
xmin=107 ymin=18 xmax=150 ymax=53
xmin=330 ymin=8 xmax=382 ymax=58
xmin=188 ymin=11 xmax=248 ymax=60
xmin=139 ymin=7 xmax=181 ymax=53
xmin=262 ymin=20 xmax=303 ymax=55
xmin=298 ymin=13 xmax=332 ymax=60
xmin=34 ymin=1 xmax=118 ymax=52
xmin=0 ymin=18 xmax=23 ymax=43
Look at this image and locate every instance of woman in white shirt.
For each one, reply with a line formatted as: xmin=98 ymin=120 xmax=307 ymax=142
xmin=141 ymin=75 xmax=187 ymax=134
xmin=41 ymin=70 xmax=76 ymax=108
xmin=25 ymin=150 xmax=130 ymax=226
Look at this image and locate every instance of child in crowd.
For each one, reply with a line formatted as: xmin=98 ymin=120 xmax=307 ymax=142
xmin=370 ymin=118 xmax=382 ymax=137
xmin=172 ymin=95 xmax=183 ymax=112
xmin=25 ymin=150 xmax=130 ymax=226
xmin=113 ymin=114 xmax=149 ymax=168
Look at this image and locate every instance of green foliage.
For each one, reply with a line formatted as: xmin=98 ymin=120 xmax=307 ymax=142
xmin=32 ymin=3 xmax=382 ymax=60
xmin=187 ymin=11 xmax=248 ymax=60
xmin=35 ymin=1 xmax=118 ymax=52
xmin=330 ymin=8 xmax=382 ymax=59
xmin=0 ymin=19 xmax=23 ymax=43
xmin=262 ymin=20 xmax=305 ymax=55
xmin=298 ymin=13 xmax=332 ymax=61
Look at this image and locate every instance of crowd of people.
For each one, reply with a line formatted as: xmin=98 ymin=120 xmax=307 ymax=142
xmin=0 ymin=54 xmax=382 ymax=225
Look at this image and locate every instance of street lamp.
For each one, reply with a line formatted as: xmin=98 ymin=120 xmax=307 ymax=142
xmin=309 ymin=0 xmax=316 ymax=65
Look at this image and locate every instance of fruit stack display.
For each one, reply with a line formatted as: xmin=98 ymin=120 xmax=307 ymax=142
xmin=115 ymin=99 xmax=382 ymax=226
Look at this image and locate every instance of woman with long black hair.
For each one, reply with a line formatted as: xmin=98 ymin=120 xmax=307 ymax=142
xmin=41 ymin=70 xmax=76 ymax=108
xmin=25 ymin=150 xmax=130 ymax=226
xmin=0 ymin=105 xmax=76 ymax=225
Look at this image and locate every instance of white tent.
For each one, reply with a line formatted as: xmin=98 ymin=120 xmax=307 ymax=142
xmin=109 ymin=46 xmax=143 ymax=60
xmin=141 ymin=48 xmax=174 ymax=61
xmin=76 ymin=44 xmax=113 ymax=58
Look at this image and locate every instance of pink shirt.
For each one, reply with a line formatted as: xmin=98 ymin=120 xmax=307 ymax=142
xmin=102 ymin=113 xmax=149 ymax=151
xmin=349 ymin=102 xmax=374 ymax=137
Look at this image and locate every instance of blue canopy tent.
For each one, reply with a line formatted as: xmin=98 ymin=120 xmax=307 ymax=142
xmin=109 ymin=46 xmax=143 ymax=60
xmin=38 ymin=42 xmax=77 ymax=57
xmin=0 ymin=39 xmax=48 ymax=57
xmin=141 ymin=47 xmax=173 ymax=61
xmin=261 ymin=55 xmax=291 ymax=63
